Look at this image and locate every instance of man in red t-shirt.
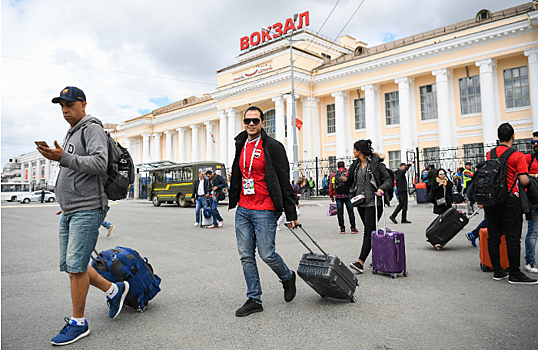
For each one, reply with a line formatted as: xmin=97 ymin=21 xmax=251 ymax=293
xmin=484 ymin=123 xmax=536 ymax=285
xmin=228 ymin=106 xmax=300 ymax=317
xmin=524 ymin=131 xmax=538 ymax=274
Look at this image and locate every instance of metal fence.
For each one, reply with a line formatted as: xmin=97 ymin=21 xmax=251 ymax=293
xmin=290 ymin=156 xmax=355 ymax=196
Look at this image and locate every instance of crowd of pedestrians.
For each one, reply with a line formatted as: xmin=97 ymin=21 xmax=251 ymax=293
xmin=37 ymin=86 xmax=538 ymax=346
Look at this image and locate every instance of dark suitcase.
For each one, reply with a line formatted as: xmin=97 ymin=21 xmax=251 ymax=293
xmin=200 ymin=197 xmax=213 ymax=227
xmin=371 ymin=198 xmax=407 ymax=278
xmin=425 ymin=207 xmax=478 ymax=248
xmin=416 ymin=188 xmax=428 ymax=204
xmin=287 ymin=224 xmax=358 ymax=302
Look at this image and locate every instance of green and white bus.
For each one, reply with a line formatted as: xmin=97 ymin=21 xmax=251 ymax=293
xmin=148 ymin=161 xmax=227 ymax=207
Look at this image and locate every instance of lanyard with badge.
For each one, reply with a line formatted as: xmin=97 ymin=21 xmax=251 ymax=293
xmin=242 ymin=136 xmax=261 ymax=195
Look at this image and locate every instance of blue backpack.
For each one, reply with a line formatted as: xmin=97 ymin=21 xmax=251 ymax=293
xmin=92 ymin=246 xmax=161 ymax=312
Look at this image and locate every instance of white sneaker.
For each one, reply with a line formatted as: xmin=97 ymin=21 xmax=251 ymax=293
xmin=276 ymin=227 xmax=281 ymax=231
xmin=525 ymin=263 xmax=538 ymax=273
xmin=218 ymin=221 xmax=223 ymax=227
xmin=107 ymin=225 xmax=115 ymax=237
xmin=194 ymin=222 xmax=199 ymax=226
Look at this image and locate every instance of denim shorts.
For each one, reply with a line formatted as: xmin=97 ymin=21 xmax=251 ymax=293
xmin=58 ymin=206 xmax=108 ymax=273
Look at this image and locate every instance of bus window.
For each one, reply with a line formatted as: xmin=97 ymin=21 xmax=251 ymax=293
xmin=180 ymin=167 xmax=193 ymax=182
xmin=164 ymin=169 xmax=174 ymax=183
xmin=154 ymin=170 xmax=163 ymax=184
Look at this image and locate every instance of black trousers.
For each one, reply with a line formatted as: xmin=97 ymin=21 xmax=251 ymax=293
xmin=391 ymin=193 xmax=408 ymax=221
xmin=484 ymin=195 xmax=522 ymax=274
xmin=357 ymin=205 xmax=383 ymax=262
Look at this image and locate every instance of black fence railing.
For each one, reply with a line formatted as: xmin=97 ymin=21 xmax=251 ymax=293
xmin=290 ymin=156 xmax=355 ymax=196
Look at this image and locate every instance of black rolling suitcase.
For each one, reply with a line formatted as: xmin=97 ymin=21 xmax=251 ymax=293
xmin=286 ymin=224 xmax=358 ymax=302
xmin=425 ymin=207 xmax=479 ymax=248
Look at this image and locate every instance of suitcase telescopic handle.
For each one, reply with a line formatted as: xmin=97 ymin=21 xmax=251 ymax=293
xmin=374 ymin=192 xmax=387 ymax=236
xmin=285 ymin=223 xmax=328 ymax=256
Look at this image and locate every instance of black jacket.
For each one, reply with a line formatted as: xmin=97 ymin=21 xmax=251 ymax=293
xmin=228 ymin=129 xmax=297 ymax=221
xmin=346 ymin=154 xmax=393 ymax=206
xmin=192 ymin=178 xmax=210 ymax=200
xmin=428 ymin=180 xmax=453 ymax=214
xmin=209 ymin=174 xmax=226 ymax=194
xmin=395 ymin=165 xmax=411 ymax=195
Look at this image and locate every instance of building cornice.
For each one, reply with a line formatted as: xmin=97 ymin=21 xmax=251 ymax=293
xmin=151 ymin=102 xmax=218 ymax=126
xmin=314 ymin=17 xmax=535 ymax=84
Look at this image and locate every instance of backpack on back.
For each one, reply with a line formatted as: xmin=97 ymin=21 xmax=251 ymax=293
xmin=334 ymin=170 xmax=347 ymax=190
xmin=469 ymin=146 xmax=516 ymax=206
xmin=82 ymin=123 xmax=135 ymax=200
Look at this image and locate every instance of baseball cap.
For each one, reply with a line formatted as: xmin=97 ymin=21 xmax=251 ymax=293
xmin=52 ymin=86 xmax=86 ymax=104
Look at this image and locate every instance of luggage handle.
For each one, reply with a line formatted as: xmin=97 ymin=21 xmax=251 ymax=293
xmin=374 ymin=192 xmax=387 ymax=236
xmin=285 ymin=223 xmax=328 ymax=257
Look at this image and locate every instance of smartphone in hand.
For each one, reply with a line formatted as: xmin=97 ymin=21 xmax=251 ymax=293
xmin=35 ymin=141 xmax=49 ymax=148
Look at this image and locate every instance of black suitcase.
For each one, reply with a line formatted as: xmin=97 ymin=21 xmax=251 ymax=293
xmin=286 ymin=224 xmax=358 ymax=302
xmin=426 ymin=207 xmax=476 ymax=248
xmin=416 ymin=188 xmax=428 ymax=204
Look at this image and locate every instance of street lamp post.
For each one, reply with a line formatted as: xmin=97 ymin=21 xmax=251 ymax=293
xmin=263 ymin=13 xmax=299 ymax=183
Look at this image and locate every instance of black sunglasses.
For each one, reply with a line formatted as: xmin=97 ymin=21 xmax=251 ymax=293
xmin=532 ymin=140 xmax=538 ymax=145
xmin=243 ymin=118 xmax=261 ymax=125
xmin=438 ymin=172 xmax=445 ymax=175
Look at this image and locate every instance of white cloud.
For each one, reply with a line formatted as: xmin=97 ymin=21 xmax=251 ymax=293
xmin=1 ymin=0 xmax=525 ymax=167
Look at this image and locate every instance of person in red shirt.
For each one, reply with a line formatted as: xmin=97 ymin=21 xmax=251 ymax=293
xmin=484 ymin=123 xmax=536 ymax=285
xmin=228 ymin=106 xmax=299 ymax=317
xmin=524 ymin=131 xmax=538 ymax=274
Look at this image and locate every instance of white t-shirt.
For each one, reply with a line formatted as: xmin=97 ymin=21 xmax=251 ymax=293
xmin=198 ymin=179 xmax=205 ymax=196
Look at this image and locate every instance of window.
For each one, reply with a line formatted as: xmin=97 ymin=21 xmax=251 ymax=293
xmin=327 ymin=104 xmax=335 ymax=134
xmin=388 ymin=151 xmax=401 ymax=170
xmin=459 ymin=76 xmax=481 ymax=115
xmin=420 ymin=84 xmax=438 ymax=120
xmin=422 ymin=147 xmax=440 ymax=168
xmin=179 ymin=167 xmax=193 ymax=182
xmin=264 ymin=109 xmax=276 ymax=139
xmin=504 ymin=66 xmax=530 ymax=109
xmin=384 ymin=91 xmax=400 ymax=125
xmin=354 ymin=98 xmax=366 ymax=129
xmin=463 ymin=143 xmax=485 ymax=167
xmin=512 ymin=138 xmax=532 ymax=154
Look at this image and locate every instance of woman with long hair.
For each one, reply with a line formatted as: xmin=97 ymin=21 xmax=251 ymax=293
xmin=428 ymin=168 xmax=454 ymax=251
xmin=343 ymin=139 xmax=392 ymax=273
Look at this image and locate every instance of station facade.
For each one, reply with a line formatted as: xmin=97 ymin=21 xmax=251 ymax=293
xmin=115 ymin=3 xmax=538 ymax=171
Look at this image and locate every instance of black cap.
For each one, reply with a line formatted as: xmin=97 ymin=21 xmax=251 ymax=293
xmin=400 ymin=163 xmax=406 ymax=167
xmin=52 ymin=86 xmax=86 ymax=104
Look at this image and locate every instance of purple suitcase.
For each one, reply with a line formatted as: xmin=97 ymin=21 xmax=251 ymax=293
xmin=371 ymin=197 xmax=407 ymax=278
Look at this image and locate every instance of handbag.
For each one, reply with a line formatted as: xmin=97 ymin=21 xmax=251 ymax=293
xmin=351 ymin=194 xmax=366 ymax=207
xmin=436 ymin=186 xmax=447 ymax=206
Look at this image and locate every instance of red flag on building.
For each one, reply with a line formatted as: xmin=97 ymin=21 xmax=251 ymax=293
xmin=294 ymin=118 xmax=303 ymax=131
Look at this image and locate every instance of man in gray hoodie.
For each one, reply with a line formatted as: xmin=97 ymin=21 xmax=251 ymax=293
xmin=37 ymin=87 xmax=130 ymax=346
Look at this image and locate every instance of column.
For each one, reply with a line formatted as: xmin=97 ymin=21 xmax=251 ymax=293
xmin=176 ymin=128 xmax=186 ymax=163
xmin=395 ymin=77 xmax=415 ymax=162
xmin=45 ymin=159 xmax=51 ymax=183
xmin=218 ymin=110 xmax=228 ymax=166
xmin=36 ymin=159 xmax=42 ymax=185
xmin=141 ymin=133 xmax=151 ymax=163
xmin=475 ymin=58 xmax=498 ymax=146
xmin=190 ymin=125 xmax=199 ymax=161
xmin=125 ymin=137 xmax=131 ymax=151
xmin=164 ymin=131 xmax=173 ymax=161
xmin=226 ymin=108 xmax=237 ymax=167
xmin=525 ymin=47 xmax=538 ymax=131
xmin=432 ymin=68 xmax=455 ymax=150
xmin=153 ymin=133 xmax=162 ymax=161
xmin=204 ymin=121 xmax=215 ymax=161
xmin=361 ymin=84 xmax=379 ymax=149
xmin=285 ymin=95 xmax=296 ymax=153
xmin=301 ymin=97 xmax=314 ymax=160
xmin=344 ymin=92 xmax=352 ymax=155
xmin=272 ymin=95 xmax=286 ymax=146
xmin=331 ymin=91 xmax=349 ymax=158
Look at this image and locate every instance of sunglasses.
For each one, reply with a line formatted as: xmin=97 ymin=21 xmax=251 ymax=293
xmin=438 ymin=172 xmax=445 ymax=175
xmin=532 ymin=140 xmax=538 ymax=145
xmin=243 ymin=118 xmax=261 ymax=125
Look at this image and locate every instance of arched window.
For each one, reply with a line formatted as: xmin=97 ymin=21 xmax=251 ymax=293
xmin=476 ymin=9 xmax=492 ymax=22
xmin=264 ymin=109 xmax=276 ymax=138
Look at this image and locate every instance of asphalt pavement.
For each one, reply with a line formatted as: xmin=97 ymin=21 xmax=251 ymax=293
xmin=2 ymin=197 xmax=538 ymax=349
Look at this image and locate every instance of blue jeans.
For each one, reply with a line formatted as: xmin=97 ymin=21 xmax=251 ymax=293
xmin=525 ymin=208 xmax=538 ymax=265
xmin=194 ymin=197 xmax=205 ymax=223
xmin=235 ymin=206 xmax=292 ymax=303
xmin=102 ymin=220 xmax=111 ymax=228
xmin=471 ymin=217 xmax=488 ymax=239
xmin=336 ymin=197 xmax=356 ymax=229
xmin=59 ymin=206 xmax=108 ymax=273
xmin=210 ymin=196 xmax=223 ymax=224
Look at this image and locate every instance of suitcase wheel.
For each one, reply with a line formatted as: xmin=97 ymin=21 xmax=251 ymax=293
xmin=350 ymin=295 xmax=356 ymax=303
xmin=372 ymin=269 xmax=377 ymax=274
xmin=403 ymin=271 xmax=408 ymax=277
xmin=391 ymin=273 xmax=396 ymax=279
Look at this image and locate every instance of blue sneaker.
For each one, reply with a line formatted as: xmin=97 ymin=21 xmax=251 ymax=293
xmin=107 ymin=281 xmax=129 ymax=319
xmin=465 ymin=232 xmax=477 ymax=247
xmin=51 ymin=317 xmax=90 ymax=346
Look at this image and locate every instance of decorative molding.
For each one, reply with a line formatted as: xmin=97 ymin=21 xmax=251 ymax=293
xmin=152 ymin=102 xmax=218 ymax=126
xmin=524 ymin=47 xmax=538 ymax=64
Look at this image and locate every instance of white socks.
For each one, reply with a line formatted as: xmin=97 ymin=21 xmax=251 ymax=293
xmin=105 ymin=283 xmax=119 ymax=299
xmin=71 ymin=317 xmax=86 ymax=326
